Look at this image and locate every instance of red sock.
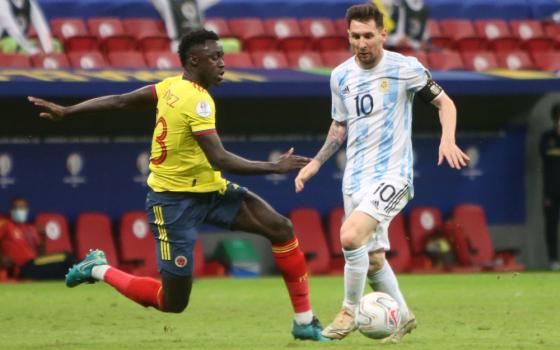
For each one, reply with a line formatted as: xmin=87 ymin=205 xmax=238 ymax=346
xmin=272 ymin=237 xmax=311 ymax=313
xmin=104 ymin=268 xmax=163 ymax=310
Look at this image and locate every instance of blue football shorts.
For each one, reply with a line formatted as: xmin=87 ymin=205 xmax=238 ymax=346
xmin=145 ymin=182 xmax=247 ymax=277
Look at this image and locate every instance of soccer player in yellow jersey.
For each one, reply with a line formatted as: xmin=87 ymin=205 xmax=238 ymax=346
xmin=28 ymin=29 xmax=329 ymax=341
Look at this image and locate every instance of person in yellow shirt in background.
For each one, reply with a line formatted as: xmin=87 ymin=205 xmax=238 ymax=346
xmin=28 ymin=29 xmax=330 ymax=341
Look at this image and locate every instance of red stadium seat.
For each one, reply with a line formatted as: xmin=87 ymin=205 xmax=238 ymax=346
xmin=144 ymin=51 xmax=181 ymax=69
xmin=450 ymin=204 xmax=524 ymax=271
xmin=118 ymin=211 xmax=158 ymax=277
xmin=289 ymin=208 xmax=331 ymax=274
xmin=50 ymin=17 xmax=99 ymax=52
xmin=0 ymin=54 xmax=31 ymax=68
xmin=530 ymin=50 xmax=560 ymax=71
xmin=495 ymin=50 xmax=534 ymax=70
xmin=204 ymin=18 xmax=232 ymax=37
xmin=286 ymin=51 xmax=324 ymax=69
xmin=224 ymin=52 xmax=253 ymax=68
xmin=31 ymin=54 xmax=70 ymax=69
xmin=75 ymin=212 xmax=118 ymax=264
xmin=408 ymin=207 xmax=443 ymax=256
xmin=461 ymin=51 xmax=498 ymax=71
xmin=107 ymin=51 xmax=147 ymax=68
xmin=299 ymin=18 xmax=347 ymax=52
xmin=327 ymin=207 xmax=344 ymax=273
xmin=320 ymin=50 xmax=352 ymax=68
xmin=228 ymin=18 xmax=277 ymax=52
xmin=263 ymin=18 xmax=309 ymax=52
xmin=122 ymin=18 xmax=166 ymax=39
xmin=474 ymin=19 xmax=519 ymax=52
xmin=250 ymin=51 xmax=288 ymax=69
xmin=67 ymin=51 xmax=108 ymax=69
xmin=87 ymin=17 xmax=135 ymax=53
xmin=428 ymin=50 xmax=464 ymax=71
xmin=35 ymin=213 xmax=73 ymax=255
xmin=544 ymin=21 xmax=560 ymax=45
xmin=427 ymin=20 xmax=452 ymax=49
xmin=386 ymin=214 xmax=412 ymax=273
xmin=334 ymin=18 xmax=347 ymax=37
xmin=192 ymin=239 xmax=226 ymax=277
xmin=439 ymin=19 xmax=486 ymax=52
xmin=510 ymin=20 xmax=554 ymax=52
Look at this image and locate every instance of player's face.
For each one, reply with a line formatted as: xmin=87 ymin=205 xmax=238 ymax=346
xmin=197 ymin=40 xmax=225 ymax=87
xmin=348 ymin=19 xmax=386 ymax=69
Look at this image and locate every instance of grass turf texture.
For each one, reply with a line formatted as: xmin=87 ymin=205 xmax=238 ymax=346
xmin=1 ymin=273 xmax=559 ymax=350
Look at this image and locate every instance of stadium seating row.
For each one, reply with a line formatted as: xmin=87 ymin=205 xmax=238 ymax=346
xmin=29 ymin=212 xmax=225 ymax=278
xmin=40 ymin=16 xmax=560 ymax=54
xmin=289 ymin=204 xmax=524 ymax=275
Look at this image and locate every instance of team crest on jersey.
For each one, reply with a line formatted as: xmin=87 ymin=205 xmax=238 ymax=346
xmin=196 ymin=101 xmax=212 ymax=118
xmin=175 ymin=255 xmax=188 ymax=268
xmin=379 ymin=79 xmax=390 ymax=93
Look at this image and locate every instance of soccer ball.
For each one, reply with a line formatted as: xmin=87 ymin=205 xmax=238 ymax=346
xmin=355 ymin=292 xmax=400 ymax=339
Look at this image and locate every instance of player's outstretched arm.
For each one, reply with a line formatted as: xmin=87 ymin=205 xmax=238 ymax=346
xmin=295 ymin=120 xmax=347 ymax=193
xmin=195 ymin=132 xmax=310 ymax=175
xmin=432 ymin=92 xmax=470 ymax=169
xmin=28 ymin=85 xmax=155 ymax=122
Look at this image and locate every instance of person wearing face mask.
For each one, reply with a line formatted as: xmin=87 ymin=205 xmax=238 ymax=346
xmin=540 ymin=104 xmax=560 ymax=271
xmin=0 ymin=197 xmax=75 ymax=280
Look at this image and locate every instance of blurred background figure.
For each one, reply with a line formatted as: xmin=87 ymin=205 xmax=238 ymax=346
xmin=150 ymin=0 xmax=205 ymax=52
xmin=0 ymin=197 xmax=75 ymax=280
xmin=0 ymin=0 xmax=59 ymax=55
xmin=373 ymin=0 xmax=429 ymax=51
xmin=540 ymin=104 xmax=560 ymax=271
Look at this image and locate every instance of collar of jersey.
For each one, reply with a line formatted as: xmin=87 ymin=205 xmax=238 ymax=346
xmin=182 ymin=73 xmax=208 ymax=94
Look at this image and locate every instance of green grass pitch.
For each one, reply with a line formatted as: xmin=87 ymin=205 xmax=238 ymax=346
xmin=1 ymin=273 xmax=559 ymax=350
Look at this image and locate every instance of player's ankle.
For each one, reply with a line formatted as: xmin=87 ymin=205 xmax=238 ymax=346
xmin=293 ymin=310 xmax=313 ymax=325
xmin=91 ymin=265 xmax=110 ymax=280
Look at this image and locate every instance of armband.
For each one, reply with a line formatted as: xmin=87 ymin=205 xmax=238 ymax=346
xmin=417 ymin=79 xmax=443 ymax=103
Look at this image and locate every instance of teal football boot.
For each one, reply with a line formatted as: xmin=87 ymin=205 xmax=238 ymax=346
xmin=292 ymin=317 xmax=332 ymax=341
xmin=65 ymin=249 xmax=107 ymax=288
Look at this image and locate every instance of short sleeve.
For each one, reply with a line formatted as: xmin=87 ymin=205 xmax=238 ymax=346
xmin=189 ymin=94 xmax=216 ymax=136
xmin=330 ymin=71 xmax=348 ymax=122
xmin=405 ymin=56 xmax=430 ymax=93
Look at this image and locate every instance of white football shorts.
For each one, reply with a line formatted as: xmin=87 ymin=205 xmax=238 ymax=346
xmin=343 ymin=178 xmax=412 ymax=252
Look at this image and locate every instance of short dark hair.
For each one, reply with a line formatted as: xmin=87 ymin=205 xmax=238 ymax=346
xmin=345 ymin=3 xmax=384 ymax=29
xmin=177 ymin=29 xmax=220 ymax=67
xmin=552 ymin=103 xmax=560 ymax=122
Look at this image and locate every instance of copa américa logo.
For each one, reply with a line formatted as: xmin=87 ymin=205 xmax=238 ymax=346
xmin=133 ymin=151 xmax=150 ymax=186
xmin=63 ymin=152 xmax=86 ymax=187
xmin=0 ymin=153 xmax=15 ymax=189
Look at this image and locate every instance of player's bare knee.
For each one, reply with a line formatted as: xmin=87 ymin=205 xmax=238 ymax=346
xmin=368 ymin=251 xmax=386 ymax=274
xmin=269 ymin=216 xmax=294 ymax=243
xmin=340 ymin=223 xmax=362 ymax=250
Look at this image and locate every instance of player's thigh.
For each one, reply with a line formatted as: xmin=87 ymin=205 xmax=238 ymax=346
xmin=340 ymin=210 xmax=379 ymax=249
xmin=231 ymin=190 xmax=293 ymax=243
xmin=161 ymin=275 xmax=193 ymax=313
xmin=146 ymin=191 xmax=206 ymax=277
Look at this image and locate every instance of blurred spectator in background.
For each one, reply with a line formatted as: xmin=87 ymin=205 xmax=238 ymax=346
xmin=540 ymin=104 xmax=560 ymax=271
xmin=0 ymin=197 xmax=75 ymax=280
xmin=150 ymin=0 xmax=204 ymax=51
xmin=0 ymin=0 xmax=59 ymax=55
xmin=373 ymin=0 xmax=429 ymax=51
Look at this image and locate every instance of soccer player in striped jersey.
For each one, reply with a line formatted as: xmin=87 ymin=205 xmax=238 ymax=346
xmin=295 ymin=3 xmax=470 ymax=343
xmin=28 ymin=29 xmax=329 ymax=341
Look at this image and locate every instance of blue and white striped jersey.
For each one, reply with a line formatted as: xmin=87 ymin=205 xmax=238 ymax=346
xmin=330 ymin=49 xmax=430 ymax=195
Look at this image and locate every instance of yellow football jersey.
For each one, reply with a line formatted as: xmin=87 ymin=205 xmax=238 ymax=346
xmin=147 ymin=75 xmax=227 ymax=193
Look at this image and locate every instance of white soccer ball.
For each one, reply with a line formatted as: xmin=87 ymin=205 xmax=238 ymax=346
xmin=355 ymin=292 xmax=400 ymax=339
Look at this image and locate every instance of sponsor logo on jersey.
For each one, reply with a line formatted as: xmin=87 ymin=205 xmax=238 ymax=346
xmin=196 ymin=100 xmax=212 ymax=117
xmin=341 ymin=85 xmax=350 ymax=95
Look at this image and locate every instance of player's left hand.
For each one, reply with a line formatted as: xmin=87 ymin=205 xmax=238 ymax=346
xmin=28 ymin=96 xmax=67 ymax=122
xmin=438 ymin=140 xmax=470 ymax=169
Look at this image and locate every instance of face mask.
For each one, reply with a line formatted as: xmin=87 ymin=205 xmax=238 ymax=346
xmin=11 ymin=208 xmax=28 ymax=224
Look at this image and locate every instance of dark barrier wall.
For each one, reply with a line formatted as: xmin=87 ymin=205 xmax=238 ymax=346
xmin=0 ymin=126 xmax=524 ymax=224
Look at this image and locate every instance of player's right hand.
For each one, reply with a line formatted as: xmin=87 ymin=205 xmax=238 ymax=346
xmin=28 ymin=96 xmax=67 ymax=122
xmin=273 ymin=148 xmax=311 ymax=174
xmin=294 ymin=159 xmax=321 ymax=193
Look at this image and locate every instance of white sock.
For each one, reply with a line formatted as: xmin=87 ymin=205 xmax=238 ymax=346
xmin=367 ymin=261 xmax=409 ymax=318
xmin=293 ymin=310 xmax=313 ymax=325
xmin=342 ymin=245 xmax=369 ymax=311
xmin=91 ymin=265 xmax=110 ymax=281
